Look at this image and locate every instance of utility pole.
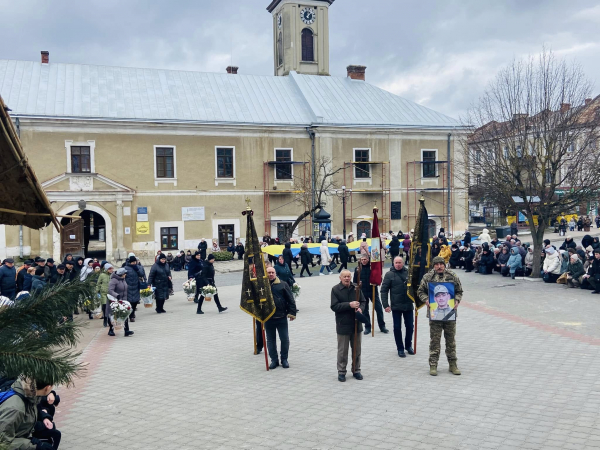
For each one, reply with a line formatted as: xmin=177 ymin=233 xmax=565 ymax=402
xmin=335 ymin=185 xmax=352 ymax=239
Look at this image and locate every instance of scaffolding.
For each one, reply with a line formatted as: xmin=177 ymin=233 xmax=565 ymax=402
xmin=406 ymin=160 xmax=454 ymax=236
xmin=263 ymin=161 xmax=311 ymax=238
xmin=342 ymin=161 xmax=391 ymax=233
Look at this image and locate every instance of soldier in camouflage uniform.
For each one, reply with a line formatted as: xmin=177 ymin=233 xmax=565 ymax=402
xmin=417 ymin=255 xmax=463 ymax=376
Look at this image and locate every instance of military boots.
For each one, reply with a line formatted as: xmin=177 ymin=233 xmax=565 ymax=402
xmin=449 ymin=363 xmax=461 ymax=375
xmin=429 ymin=365 xmax=437 ymax=376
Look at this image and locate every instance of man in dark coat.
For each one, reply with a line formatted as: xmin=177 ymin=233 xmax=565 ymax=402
xmin=148 ymin=254 xmax=172 ymax=314
xmin=478 ymin=243 xmax=495 ymax=274
xmin=235 ymin=241 xmax=245 ymax=260
xmin=560 ymin=236 xmax=577 ymax=251
xmin=299 ymin=244 xmax=313 ymax=277
xmin=337 ymin=240 xmax=350 ymax=273
xmin=388 ymin=235 xmax=400 ymax=263
xmin=381 ymin=256 xmax=413 ymax=357
xmin=16 ymin=259 xmax=34 ymax=292
xmin=198 ymin=239 xmax=208 ymax=260
xmin=31 ymin=266 xmax=47 ymax=294
xmin=331 ymin=269 xmax=367 ymax=382
xmin=124 ymin=256 xmax=143 ymax=321
xmin=0 ymin=258 xmax=17 ymax=299
xmin=45 ymin=258 xmax=58 ymax=285
xmin=353 ymin=255 xmax=388 ymax=335
xmin=187 ymin=251 xmax=204 ymax=284
xmin=264 ymin=266 xmax=297 ymax=369
xmin=195 ymin=254 xmax=227 ymax=314
xmin=282 ymin=243 xmax=294 ymax=275
xmin=583 ymin=248 xmax=600 ymax=294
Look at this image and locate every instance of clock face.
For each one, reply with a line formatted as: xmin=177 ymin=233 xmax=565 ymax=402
xmin=300 ymin=7 xmax=315 ymax=25
xmin=277 ymin=13 xmax=282 ymax=29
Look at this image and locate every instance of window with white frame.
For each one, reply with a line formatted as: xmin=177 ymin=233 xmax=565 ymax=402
xmin=65 ymin=140 xmax=96 ymax=174
xmin=354 ymin=149 xmax=371 ymax=179
xmin=275 ymin=149 xmax=293 ymax=180
xmin=216 ymin=147 xmax=235 ymax=178
xmin=422 ymin=149 xmax=437 ymax=178
xmin=153 ymin=146 xmax=177 ymax=185
xmin=503 ymin=146 xmax=509 ymax=158
xmin=567 ymin=142 xmax=575 ymax=153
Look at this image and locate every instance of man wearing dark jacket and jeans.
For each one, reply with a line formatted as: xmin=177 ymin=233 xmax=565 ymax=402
xmin=381 ymin=256 xmax=413 ymax=357
xmin=353 ymin=255 xmax=388 ymax=335
xmin=0 ymin=258 xmax=17 ymax=299
xmin=331 ymin=269 xmax=367 ymax=382
xmin=265 ymin=266 xmax=297 ymax=369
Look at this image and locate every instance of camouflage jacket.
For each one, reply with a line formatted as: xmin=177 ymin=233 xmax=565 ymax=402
xmin=417 ymin=269 xmax=464 ymax=305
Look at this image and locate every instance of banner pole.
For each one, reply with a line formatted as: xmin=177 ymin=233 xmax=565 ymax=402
xmin=371 ymin=284 xmax=375 ymax=337
xmin=253 ymin=318 xmax=257 ymax=355
xmin=414 ymin=309 xmax=418 ymax=355
xmin=262 ymin=324 xmax=270 ymax=371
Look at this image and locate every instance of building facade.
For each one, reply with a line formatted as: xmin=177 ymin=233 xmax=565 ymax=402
xmin=0 ymin=1 xmax=467 ymax=264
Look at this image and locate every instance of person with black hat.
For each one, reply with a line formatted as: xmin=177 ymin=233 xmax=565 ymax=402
xmin=45 ymin=258 xmax=58 ymax=285
xmin=148 ymin=253 xmax=172 ymax=313
xmin=16 ymin=259 xmax=34 ymax=292
xmin=0 ymin=258 xmax=17 ymax=300
xmin=196 ymin=254 xmax=228 ymax=314
xmin=31 ymin=266 xmax=47 ymax=293
xmin=55 ymin=264 xmax=67 ymax=285
xmin=124 ymin=255 xmax=143 ymax=322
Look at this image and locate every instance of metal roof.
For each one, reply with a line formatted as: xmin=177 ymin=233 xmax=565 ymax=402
xmin=0 ymin=59 xmax=460 ymax=129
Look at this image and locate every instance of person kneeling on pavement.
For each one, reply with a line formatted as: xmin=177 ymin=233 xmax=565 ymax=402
xmin=264 ymin=266 xmax=297 ymax=369
xmin=417 ymin=256 xmax=463 ymax=377
xmin=0 ymin=377 xmax=55 ymax=450
xmin=33 ymin=390 xmax=61 ymax=449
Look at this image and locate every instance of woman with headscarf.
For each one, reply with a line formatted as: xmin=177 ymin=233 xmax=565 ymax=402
xmin=359 ymin=235 xmax=369 ymax=257
xmin=506 ymin=247 xmax=523 ymax=279
xmin=542 ymin=247 xmax=561 ymax=282
xmin=524 ymin=247 xmax=534 ymax=276
xmin=124 ymin=255 xmax=143 ymax=322
xmin=478 ymin=228 xmax=492 ymax=245
xmin=495 ymin=247 xmax=510 ymax=274
xmin=96 ymin=263 xmax=113 ymax=327
xmin=74 ymin=256 xmax=85 ymax=275
xmin=195 ymin=254 xmax=227 ymax=314
xmin=463 ymin=244 xmax=474 ymax=272
xmin=592 ymin=237 xmax=600 ymax=250
xmin=449 ymin=244 xmax=462 ymax=269
xmin=185 ymin=250 xmax=192 ymax=269
xmin=439 ymin=244 xmax=452 ymax=264
xmin=148 ymin=253 xmax=172 ymax=314
xmin=582 ymin=234 xmax=593 ymax=249
xmin=319 ymin=240 xmax=332 ymax=276
xmin=275 ymin=255 xmax=295 ymax=287
xmin=463 ymin=231 xmax=472 ymax=246
xmin=79 ymin=258 xmax=94 ymax=281
xmin=107 ymin=267 xmax=134 ymax=337
xmin=478 ymin=243 xmax=495 ymax=274
xmin=559 ymin=250 xmax=569 ymax=274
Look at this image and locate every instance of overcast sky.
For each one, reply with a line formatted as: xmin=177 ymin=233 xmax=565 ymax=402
xmin=1 ymin=0 xmax=599 ymax=119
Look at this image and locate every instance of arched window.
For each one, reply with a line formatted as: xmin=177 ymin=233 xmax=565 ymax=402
xmin=277 ymin=32 xmax=283 ymax=66
xmin=301 ymin=28 xmax=314 ymax=62
xmin=357 ymin=221 xmax=371 ymax=239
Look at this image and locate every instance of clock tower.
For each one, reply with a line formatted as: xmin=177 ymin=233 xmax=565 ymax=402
xmin=267 ymin=0 xmax=333 ymax=76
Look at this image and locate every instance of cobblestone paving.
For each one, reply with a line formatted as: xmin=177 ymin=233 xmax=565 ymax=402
xmin=56 ymin=269 xmax=600 ymax=450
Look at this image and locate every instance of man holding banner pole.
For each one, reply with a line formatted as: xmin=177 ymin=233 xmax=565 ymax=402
xmin=368 ymin=205 xmax=387 ymax=337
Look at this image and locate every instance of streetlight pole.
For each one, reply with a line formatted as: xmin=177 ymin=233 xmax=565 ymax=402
xmin=336 ymin=185 xmax=352 ymax=240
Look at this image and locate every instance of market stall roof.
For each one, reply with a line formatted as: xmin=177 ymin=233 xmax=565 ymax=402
xmin=0 ymin=95 xmax=59 ymax=230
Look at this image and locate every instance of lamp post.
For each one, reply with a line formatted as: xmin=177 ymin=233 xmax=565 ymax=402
xmin=335 ymin=185 xmax=352 ymax=240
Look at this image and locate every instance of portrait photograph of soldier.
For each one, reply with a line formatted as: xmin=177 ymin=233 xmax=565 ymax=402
xmin=428 ymin=282 xmax=456 ymax=321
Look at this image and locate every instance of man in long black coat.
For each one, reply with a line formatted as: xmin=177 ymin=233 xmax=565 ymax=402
xmin=337 ymin=240 xmax=350 ymax=273
xmin=353 ymin=255 xmax=388 ymax=335
xmin=198 ymin=239 xmax=208 ymax=260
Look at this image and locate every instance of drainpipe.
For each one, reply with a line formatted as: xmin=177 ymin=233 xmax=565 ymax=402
xmin=447 ymin=133 xmax=452 ymax=235
xmin=16 ymin=117 xmax=23 ymax=258
xmin=306 ymin=127 xmax=316 ymax=236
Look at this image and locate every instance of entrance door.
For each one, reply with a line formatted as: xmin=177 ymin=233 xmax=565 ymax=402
xmin=61 ymin=220 xmax=84 ymax=259
xmin=428 ymin=219 xmax=437 ymax=239
xmin=218 ymin=224 xmax=234 ymax=248
xmin=357 ymin=221 xmax=371 ymax=238
xmin=277 ymin=222 xmax=293 ymax=242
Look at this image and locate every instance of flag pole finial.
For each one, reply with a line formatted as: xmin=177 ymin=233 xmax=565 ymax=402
xmin=245 ymin=197 xmax=252 ymax=211
xmin=373 ymin=203 xmax=378 ymax=213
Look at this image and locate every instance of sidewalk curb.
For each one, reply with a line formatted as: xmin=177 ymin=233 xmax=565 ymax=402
xmin=517 ymin=277 xmax=543 ymax=282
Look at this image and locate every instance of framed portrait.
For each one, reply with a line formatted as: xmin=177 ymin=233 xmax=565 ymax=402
xmin=410 ymin=242 xmax=431 ymax=268
xmin=428 ymin=282 xmax=457 ymax=321
xmin=370 ymin=237 xmax=381 ymax=263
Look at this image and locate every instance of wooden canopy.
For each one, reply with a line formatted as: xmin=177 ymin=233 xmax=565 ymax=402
xmin=0 ymin=95 xmax=59 ymax=230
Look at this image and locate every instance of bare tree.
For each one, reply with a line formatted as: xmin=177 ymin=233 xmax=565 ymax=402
xmin=461 ymin=49 xmax=600 ymax=277
xmin=279 ymin=155 xmax=343 ymax=243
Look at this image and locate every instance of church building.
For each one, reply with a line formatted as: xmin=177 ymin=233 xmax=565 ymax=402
xmin=0 ymin=0 xmax=467 ymax=264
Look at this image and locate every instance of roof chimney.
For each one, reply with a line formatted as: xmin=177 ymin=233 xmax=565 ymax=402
xmin=226 ymin=66 xmax=239 ymax=74
xmin=41 ymin=51 xmax=49 ymax=64
xmin=347 ymin=65 xmax=367 ymax=81
xmin=560 ymin=103 xmax=571 ymax=113
xmin=585 ymin=98 xmax=592 ymax=106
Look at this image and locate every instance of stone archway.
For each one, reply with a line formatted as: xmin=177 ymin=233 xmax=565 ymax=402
xmin=53 ymin=205 xmax=113 ymax=262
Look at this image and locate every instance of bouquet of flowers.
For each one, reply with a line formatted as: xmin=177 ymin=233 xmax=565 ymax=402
xmin=107 ymin=294 xmax=132 ymax=330
xmin=82 ymin=294 xmax=101 ymax=315
xmin=183 ymin=279 xmax=196 ymax=301
xmin=140 ymin=286 xmax=155 ymax=308
xmin=201 ymin=285 xmax=217 ymax=300
xmin=291 ymin=283 xmax=301 ymax=300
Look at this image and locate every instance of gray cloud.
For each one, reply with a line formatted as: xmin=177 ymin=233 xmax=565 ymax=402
xmin=1 ymin=0 xmax=599 ymax=118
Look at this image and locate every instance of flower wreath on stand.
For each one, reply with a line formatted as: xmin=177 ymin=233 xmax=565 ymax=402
xmin=107 ymin=294 xmax=132 ymax=330
xmin=183 ymin=279 xmax=196 ymax=301
xmin=201 ymin=285 xmax=217 ymax=301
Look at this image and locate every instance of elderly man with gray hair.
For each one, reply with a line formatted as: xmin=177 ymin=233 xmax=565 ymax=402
xmin=331 ymin=269 xmax=366 ymax=382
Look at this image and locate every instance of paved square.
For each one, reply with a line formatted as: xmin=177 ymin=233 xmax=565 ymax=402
xmin=56 ymin=269 xmax=600 ymax=450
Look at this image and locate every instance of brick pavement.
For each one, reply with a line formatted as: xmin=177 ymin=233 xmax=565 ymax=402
xmin=56 ymin=269 xmax=600 ymax=450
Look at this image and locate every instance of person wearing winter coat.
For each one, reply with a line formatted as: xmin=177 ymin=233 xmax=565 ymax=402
xmin=0 ymin=377 xmax=55 ymax=450
xmin=381 ymin=256 xmax=412 ymax=357
xmin=319 ymin=240 xmax=332 ymax=275
xmin=185 ymin=250 xmax=192 ymax=269
xmin=582 ymin=234 xmax=593 ymax=249
xmin=337 ymin=240 xmax=350 ymax=272
xmin=439 ymin=245 xmax=452 ymax=264
xmin=401 ymin=235 xmax=411 ymax=258
xmin=79 ymin=258 xmax=94 ymax=281
xmin=148 ymin=254 xmax=172 ymax=314
xmin=510 ymin=220 xmax=518 ymax=236
xmin=495 ymin=247 xmax=510 ymax=274
xmin=96 ymin=264 xmax=113 ymax=327
xmin=275 ymin=256 xmax=295 ymax=287
xmin=583 ymin=249 xmax=600 ymax=293
xmin=431 ymin=242 xmax=441 ymax=259
xmin=74 ymin=257 xmax=84 ymax=276
xmin=31 ymin=266 xmax=47 ymax=294
xmin=235 ymin=241 xmax=245 ymax=260
xmin=32 ymin=389 xmax=61 ymax=450
xmin=462 ymin=244 xmax=474 ymax=272
xmin=0 ymin=258 xmax=17 ymax=299
xmin=463 ymin=231 xmax=472 ymax=246
xmin=107 ymin=268 xmax=134 ymax=336
xmin=198 ymin=239 xmax=208 ymax=260
xmin=449 ymin=244 xmax=462 ymax=269
xmin=569 ymin=218 xmax=576 ymax=231
xmin=505 ymin=247 xmax=523 ymax=278
xmin=282 ymin=243 xmax=294 ymax=275
xmin=353 ymin=255 xmax=388 ymax=336
xmin=592 ymin=237 xmax=600 ymax=250
xmin=388 ymin=235 xmax=400 ymax=261
xmin=478 ymin=243 xmax=495 ymax=274
xmin=566 ymin=253 xmax=585 ymax=288
xmin=560 ymin=236 xmax=577 ymax=251
xmin=226 ymin=242 xmax=236 ymax=258
xmin=524 ymin=247 xmax=534 ymax=276
xmin=542 ymin=247 xmax=561 ymax=283
xmin=472 ymin=246 xmax=482 ymax=272
xmin=187 ymin=251 xmax=204 ymax=282
xmin=437 ymin=228 xmax=449 ymax=246
xmin=299 ymin=245 xmax=313 ymax=277
xmin=195 ymin=254 xmax=227 ymax=314
xmin=559 ymin=251 xmax=569 ymax=274
xmin=124 ymin=256 xmax=144 ymax=322
xmin=478 ymin=228 xmax=492 ymax=245
xmin=264 ymin=266 xmax=297 ymax=370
